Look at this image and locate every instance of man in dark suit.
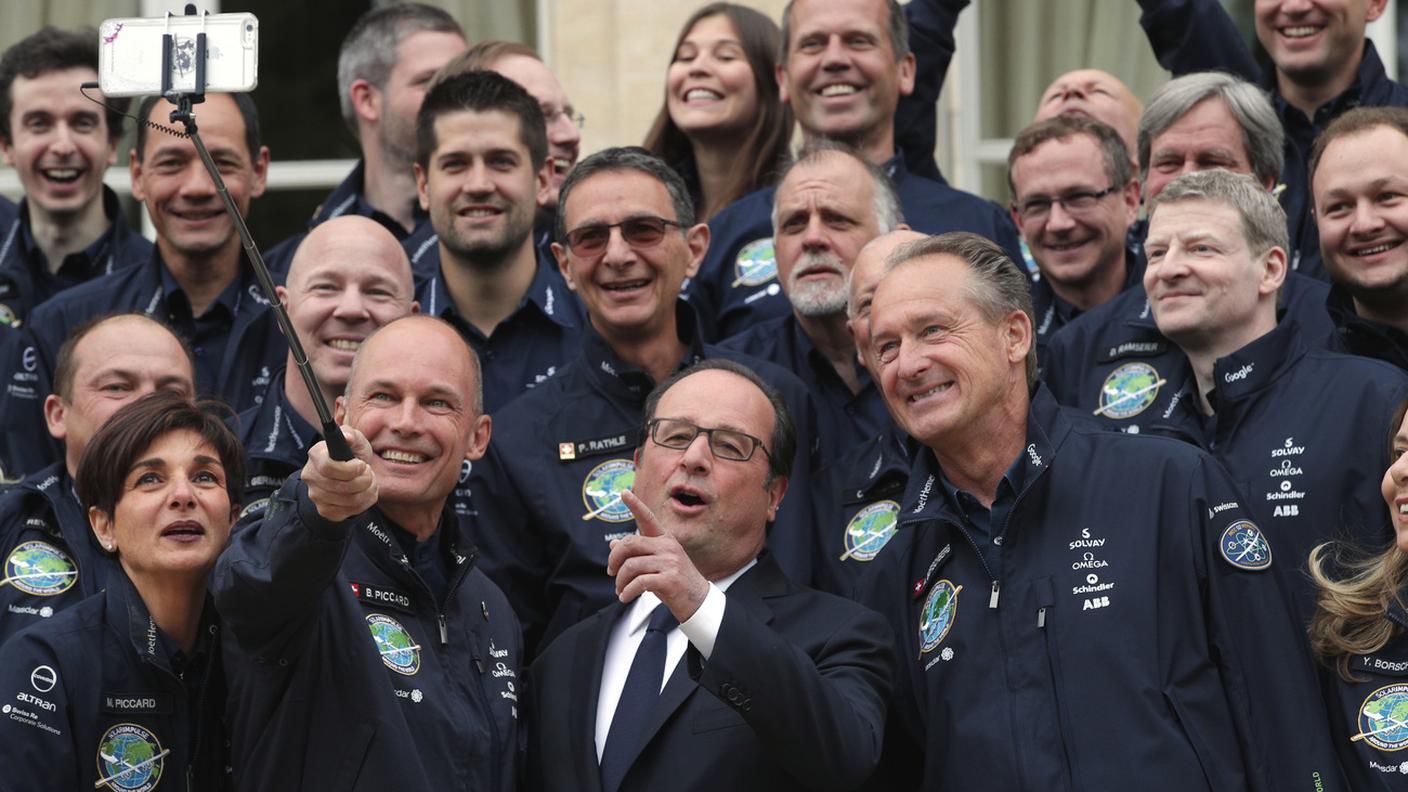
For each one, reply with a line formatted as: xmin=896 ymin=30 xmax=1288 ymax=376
xmin=524 ymin=358 xmax=894 ymax=792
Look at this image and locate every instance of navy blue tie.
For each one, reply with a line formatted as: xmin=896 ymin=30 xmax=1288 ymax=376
xmin=599 ymin=603 xmax=677 ymax=792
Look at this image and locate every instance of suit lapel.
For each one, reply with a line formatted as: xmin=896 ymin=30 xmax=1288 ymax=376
xmin=617 ymin=556 xmax=790 ymax=773
xmin=568 ymin=605 xmax=619 ymax=791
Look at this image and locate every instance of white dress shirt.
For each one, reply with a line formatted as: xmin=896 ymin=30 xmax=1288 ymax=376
xmin=594 ymin=559 xmax=756 ymax=761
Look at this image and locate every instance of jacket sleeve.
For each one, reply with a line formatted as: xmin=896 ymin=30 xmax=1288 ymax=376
xmin=0 ymin=631 xmax=79 ymax=792
xmin=895 ymin=0 xmax=969 ymax=182
xmin=211 ymin=472 xmax=356 ymax=655
xmin=1136 ymin=0 xmax=1263 ymax=81
xmin=691 ymin=596 xmax=895 ymax=791
xmin=1193 ymin=454 xmax=1348 ymax=791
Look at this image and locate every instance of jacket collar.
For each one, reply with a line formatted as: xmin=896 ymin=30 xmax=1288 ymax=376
xmin=1207 ymin=317 xmax=1305 ymax=408
xmin=422 ymin=250 xmax=578 ymax=335
xmin=246 ymin=368 xmax=320 ymax=460
xmin=898 ymin=385 xmax=1066 ymax=528
xmin=104 ymin=570 xmax=218 ymax=678
xmin=839 ymin=427 xmax=914 ymax=503
xmin=311 ymin=159 xmax=427 ymax=238
xmin=351 ymin=506 xmax=478 ymax=593
xmin=582 ymin=300 xmax=709 ymax=405
xmin=18 ymin=463 xmax=90 ymax=549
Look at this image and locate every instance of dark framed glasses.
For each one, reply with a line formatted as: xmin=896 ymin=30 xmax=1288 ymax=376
xmin=646 ymin=418 xmax=772 ymax=463
xmin=564 ymin=216 xmax=682 ymax=257
xmin=1012 ymin=185 xmax=1119 ymax=222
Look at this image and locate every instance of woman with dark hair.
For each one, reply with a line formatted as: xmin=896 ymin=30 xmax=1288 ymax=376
xmin=1309 ymin=397 xmax=1408 ymax=788
xmin=643 ymin=3 xmax=794 ymax=220
xmin=0 ymin=390 xmax=240 ymax=791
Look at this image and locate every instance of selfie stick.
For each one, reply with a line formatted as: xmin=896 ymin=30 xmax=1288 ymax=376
xmin=159 ymin=6 xmax=353 ymax=461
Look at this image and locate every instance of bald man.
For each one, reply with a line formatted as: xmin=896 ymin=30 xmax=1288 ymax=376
xmin=215 ymin=315 xmax=520 ymax=790
xmin=1033 ymin=69 xmax=1143 ymax=168
xmin=809 ymin=229 xmax=925 ymax=597
xmin=233 ymin=215 xmax=417 ymax=518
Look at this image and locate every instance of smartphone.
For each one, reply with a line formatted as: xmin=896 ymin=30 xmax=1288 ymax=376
xmin=98 ymin=12 xmax=258 ymax=97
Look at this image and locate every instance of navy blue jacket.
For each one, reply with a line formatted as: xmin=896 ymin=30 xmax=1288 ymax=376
xmin=262 ymin=159 xmax=432 ymax=276
xmin=720 ymin=313 xmax=892 ymax=461
xmin=0 ymin=188 xmax=151 ymax=328
xmin=809 ymin=428 xmax=913 ymax=598
xmin=414 ymin=250 xmax=585 ymax=414
xmin=685 ymin=154 xmax=1024 ymax=341
xmin=3 ymin=249 xmax=286 ymax=476
xmin=1042 ymin=272 xmax=1334 ymax=436
xmin=0 ymin=571 xmax=230 ymax=791
xmin=1138 ymin=0 xmax=1408 ymax=282
xmin=525 ymin=553 xmax=894 ymax=792
xmin=1328 ymin=283 xmax=1408 ymax=371
xmin=230 ymin=368 xmax=320 ymax=521
xmin=1319 ymin=592 xmax=1408 ymax=789
xmin=1031 ymin=248 xmax=1146 ymax=370
xmin=1139 ymin=319 xmax=1407 ymax=625
xmin=858 ymin=386 xmax=1342 ymax=790
xmin=0 ymin=464 xmax=119 ymax=648
xmin=464 ymin=305 xmax=820 ymax=655
xmin=213 ymin=475 xmax=521 ymax=792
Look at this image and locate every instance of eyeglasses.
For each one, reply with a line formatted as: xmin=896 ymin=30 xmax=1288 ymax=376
xmin=1012 ymin=185 xmax=1119 ymax=222
xmin=542 ymin=106 xmax=586 ymax=130
xmin=646 ymin=418 xmax=772 ymax=463
xmin=564 ymin=216 xmax=682 ymax=257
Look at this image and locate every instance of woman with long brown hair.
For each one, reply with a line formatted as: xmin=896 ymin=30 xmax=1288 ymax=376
xmin=643 ymin=3 xmax=794 ymax=221
xmin=1309 ymin=396 xmax=1408 ymax=787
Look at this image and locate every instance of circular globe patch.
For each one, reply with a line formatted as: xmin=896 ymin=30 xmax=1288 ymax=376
xmin=5 ymin=540 xmax=77 ymax=596
xmin=919 ymin=579 xmax=961 ymax=654
xmin=1360 ymin=684 xmax=1408 ymax=751
xmin=842 ymin=500 xmax=899 ymax=562
xmin=581 ymin=459 xmax=635 ymax=523
xmin=96 ymin=723 xmax=164 ymax=791
xmin=367 ymin=613 xmax=421 ymax=676
xmin=1097 ymin=362 xmax=1161 ymax=419
xmin=733 ymin=238 xmax=777 ymax=287
xmin=1218 ymin=520 xmax=1272 ymax=571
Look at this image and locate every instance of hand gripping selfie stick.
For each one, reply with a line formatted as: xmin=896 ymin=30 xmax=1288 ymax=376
xmin=156 ymin=6 xmax=354 ymax=460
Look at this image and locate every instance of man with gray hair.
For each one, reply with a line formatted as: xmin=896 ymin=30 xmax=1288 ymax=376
xmin=720 ymin=143 xmax=904 ymax=460
xmin=686 ymin=0 xmax=1022 ymax=341
xmin=1143 ymin=168 xmax=1408 ymax=623
xmin=461 ymin=147 xmax=819 ymax=654
xmin=1138 ymin=0 xmax=1408 ymax=283
xmin=1042 ymin=71 xmax=1335 ymax=436
xmin=859 ymin=229 xmax=1340 ymax=789
xmin=264 ymin=4 xmax=464 ymax=272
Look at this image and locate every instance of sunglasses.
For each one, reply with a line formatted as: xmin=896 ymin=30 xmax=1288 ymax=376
xmin=564 ymin=216 xmax=683 ymax=257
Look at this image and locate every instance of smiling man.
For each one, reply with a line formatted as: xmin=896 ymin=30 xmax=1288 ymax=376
xmin=721 ymin=143 xmax=902 ymax=459
xmin=525 ymin=358 xmax=893 ymax=792
xmin=1138 ymin=0 xmax=1408 ymax=283
xmin=9 ymin=92 xmax=286 ymax=477
xmin=0 ymin=313 xmax=194 ymax=646
xmin=1310 ymin=105 xmax=1408 ymax=370
xmin=859 ymin=230 xmax=1340 ymax=789
xmin=214 ymin=314 xmax=520 ymax=791
xmin=410 ymin=70 xmax=584 ymax=413
xmin=1142 ymin=169 xmax=1408 ymax=623
xmin=463 ymin=147 xmax=819 ymax=655
xmin=0 ymin=28 xmax=151 ymax=329
xmin=232 ymin=215 xmax=417 ymax=518
xmin=1007 ymin=115 xmax=1141 ymax=356
xmin=686 ymin=0 xmax=1021 ymax=341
